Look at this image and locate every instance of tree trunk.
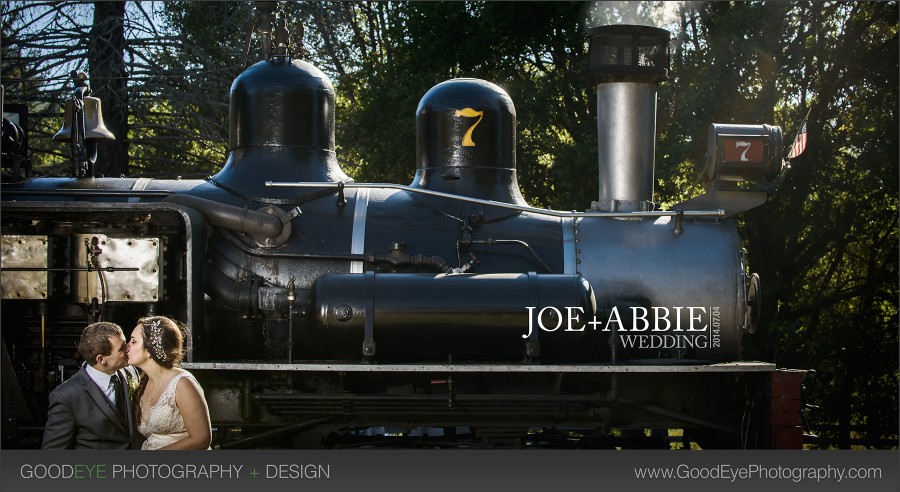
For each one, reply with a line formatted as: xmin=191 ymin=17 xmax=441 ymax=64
xmin=88 ymin=1 xmax=128 ymax=177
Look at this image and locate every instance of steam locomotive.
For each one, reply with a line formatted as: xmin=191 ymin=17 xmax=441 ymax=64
xmin=1 ymin=10 xmax=804 ymax=449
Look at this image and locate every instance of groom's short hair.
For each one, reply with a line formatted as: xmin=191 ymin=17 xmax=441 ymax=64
xmin=77 ymin=322 xmax=124 ymax=364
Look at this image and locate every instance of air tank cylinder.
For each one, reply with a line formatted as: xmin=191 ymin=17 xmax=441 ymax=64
xmin=586 ymin=25 xmax=669 ymax=212
xmin=308 ymin=272 xmax=602 ymax=362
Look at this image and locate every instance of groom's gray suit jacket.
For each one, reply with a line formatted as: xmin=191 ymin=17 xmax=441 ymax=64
xmin=41 ymin=364 xmax=138 ymax=449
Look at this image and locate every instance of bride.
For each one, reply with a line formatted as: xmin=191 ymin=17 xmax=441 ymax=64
xmin=126 ymin=316 xmax=211 ymax=450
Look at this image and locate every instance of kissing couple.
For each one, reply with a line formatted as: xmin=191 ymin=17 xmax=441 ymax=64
xmin=42 ymin=316 xmax=212 ymax=450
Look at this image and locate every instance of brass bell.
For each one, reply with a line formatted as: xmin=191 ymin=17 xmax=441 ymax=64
xmin=53 ymin=97 xmax=115 ymax=142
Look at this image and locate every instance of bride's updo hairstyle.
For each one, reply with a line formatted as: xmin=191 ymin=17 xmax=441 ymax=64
xmin=137 ymin=316 xmax=184 ymax=368
xmin=133 ymin=316 xmax=186 ymax=424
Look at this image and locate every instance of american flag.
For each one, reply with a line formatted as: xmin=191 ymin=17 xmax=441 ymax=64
xmin=786 ymin=118 xmax=807 ymax=159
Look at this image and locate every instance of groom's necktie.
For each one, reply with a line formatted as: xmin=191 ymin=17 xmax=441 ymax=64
xmin=111 ymin=373 xmax=127 ymax=418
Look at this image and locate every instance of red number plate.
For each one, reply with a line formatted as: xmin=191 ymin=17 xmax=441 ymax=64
xmin=723 ymin=137 xmax=764 ymax=162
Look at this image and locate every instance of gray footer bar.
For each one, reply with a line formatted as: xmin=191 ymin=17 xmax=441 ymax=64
xmin=2 ymin=450 xmax=897 ymax=492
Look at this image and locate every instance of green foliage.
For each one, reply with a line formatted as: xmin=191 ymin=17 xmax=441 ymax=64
xmin=651 ymin=0 xmax=898 ymax=446
xmin=736 ymin=2 xmax=898 ymax=446
xmin=124 ymin=0 xmax=252 ymax=176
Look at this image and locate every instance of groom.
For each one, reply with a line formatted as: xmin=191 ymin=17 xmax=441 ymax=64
xmin=42 ymin=322 xmax=139 ymax=449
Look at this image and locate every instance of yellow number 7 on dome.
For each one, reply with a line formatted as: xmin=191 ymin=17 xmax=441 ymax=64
xmin=454 ymin=108 xmax=484 ymax=147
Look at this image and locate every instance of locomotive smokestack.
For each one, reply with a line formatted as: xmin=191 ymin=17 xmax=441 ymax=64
xmin=585 ymin=25 xmax=669 ymax=212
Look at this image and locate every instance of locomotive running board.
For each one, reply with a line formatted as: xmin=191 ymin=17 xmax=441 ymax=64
xmin=181 ymin=361 xmax=775 ymax=372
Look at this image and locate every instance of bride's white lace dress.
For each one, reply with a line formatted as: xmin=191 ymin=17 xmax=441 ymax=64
xmin=138 ymin=371 xmax=204 ymax=450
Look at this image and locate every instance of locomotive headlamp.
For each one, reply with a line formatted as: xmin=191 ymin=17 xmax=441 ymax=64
xmin=674 ymin=123 xmax=784 ymax=216
xmin=706 ymin=124 xmax=782 ymax=187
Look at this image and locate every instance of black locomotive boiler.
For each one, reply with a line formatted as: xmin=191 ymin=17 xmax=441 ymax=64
xmin=1 ymin=15 xmax=804 ymax=449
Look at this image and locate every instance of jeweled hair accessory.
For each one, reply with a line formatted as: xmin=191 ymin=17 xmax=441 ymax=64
xmin=148 ymin=319 xmax=167 ymax=362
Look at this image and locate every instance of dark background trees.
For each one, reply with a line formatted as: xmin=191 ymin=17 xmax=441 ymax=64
xmin=1 ymin=0 xmax=239 ymax=176
xmin=2 ymin=1 xmax=896 ymax=448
